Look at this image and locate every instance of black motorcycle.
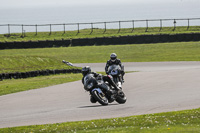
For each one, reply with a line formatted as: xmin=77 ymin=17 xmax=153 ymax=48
xmin=83 ymin=73 xmax=126 ymax=105
xmin=107 ymin=64 xmax=124 ymax=88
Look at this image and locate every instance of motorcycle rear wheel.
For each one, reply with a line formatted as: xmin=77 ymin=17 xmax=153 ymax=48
xmin=92 ymin=90 xmax=108 ymax=106
xmin=116 ymin=91 xmax=127 ymax=104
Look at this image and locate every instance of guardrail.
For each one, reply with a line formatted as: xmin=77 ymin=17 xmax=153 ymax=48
xmin=0 ymin=18 xmax=200 ymax=36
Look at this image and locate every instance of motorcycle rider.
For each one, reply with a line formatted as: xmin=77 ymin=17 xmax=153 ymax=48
xmin=81 ymin=66 xmax=120 ymax=103
xmin=105 ymin=53 xmax=125 ymax=82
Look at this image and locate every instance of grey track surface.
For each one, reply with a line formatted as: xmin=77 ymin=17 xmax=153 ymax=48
xmin=0 ymin=61 xmax=200 ymax=128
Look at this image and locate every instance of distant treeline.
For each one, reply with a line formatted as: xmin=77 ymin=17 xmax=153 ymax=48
xmin=0 ymin=69 xmax=81 ymax=81
xmin=0 ymin=33 xmax=200 ymax=49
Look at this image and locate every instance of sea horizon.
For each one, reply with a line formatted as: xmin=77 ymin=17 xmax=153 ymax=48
xmin=0 ymin=1 xmax=199 ymax=34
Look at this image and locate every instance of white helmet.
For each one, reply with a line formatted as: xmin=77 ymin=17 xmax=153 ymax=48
xmin=110 ymin=53 xmax=117 ymax=62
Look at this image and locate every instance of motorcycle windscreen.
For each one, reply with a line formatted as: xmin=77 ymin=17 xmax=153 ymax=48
xmin=108 ymin=65 xmax=121 ymax=75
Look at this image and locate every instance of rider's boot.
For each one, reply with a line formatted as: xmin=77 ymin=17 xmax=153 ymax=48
xmin=109 ymin=82 xmax=120 ymax=102
xmin=122 ymin=71 xmax=125 ymax=83
xmin=122 ymin=76 xmax=125 ymax=83
xmin=107 ymin=89 xmax=116 ymax=103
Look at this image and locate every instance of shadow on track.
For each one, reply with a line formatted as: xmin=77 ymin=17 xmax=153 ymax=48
xmin=78 ymin=103 xmax=119 ymax=108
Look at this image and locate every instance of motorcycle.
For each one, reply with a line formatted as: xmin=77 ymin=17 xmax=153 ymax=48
xmin=107 ymin=64 xmax=124 ymax=88
xmin=62 ymin=60 xmax=126 ymax=105
xmin=83 ymin=73 xmax=126 ymax=106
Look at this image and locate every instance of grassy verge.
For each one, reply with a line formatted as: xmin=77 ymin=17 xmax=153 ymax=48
xmin=0 ymin=55 xmax=79 ymax=73
xmin=0 ymin=26 xmax=200 ymax=42
xmin=0 ymin=73 xmax=82 ymax=96
xmin=1 ymin=41 xmax=200 ymax=73
xmin=1 ymin=108 xmax=200 ymax=132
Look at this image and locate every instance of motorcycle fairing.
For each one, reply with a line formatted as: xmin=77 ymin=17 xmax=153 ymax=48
xmin=92 ymin=88 xmax=103 ymax=94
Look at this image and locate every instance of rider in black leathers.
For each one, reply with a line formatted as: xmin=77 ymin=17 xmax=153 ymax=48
xmin=105 ymin=53 xmax=125 ymax=82
xmin=81 ymin=66 xmax=120 ymax=103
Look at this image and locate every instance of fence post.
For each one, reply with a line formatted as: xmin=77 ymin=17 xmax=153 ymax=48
xmin=49 ymin=24 xmax=52 ymax=35
xmin=187 ymin=19 xmax=190 ymax=30
xmin=118 ymin=21 xmax=121 ymax=33
xmin=145 ymin=20 xmax=148 ymax=32
xmin=77 ymin=23 xmax=80 ymax=34
xmin=173 ymin=19 xmax=176 ymax=31
xmin=103 ymin=22 xmax=106 ymax=33
xmin=159 ymin=19 xmax=162 ymax=31
xmin=63 ymin=24 xmax=66 ymax=34
xmin=22 ymin=24 xmax=24 ymax=36
xmin=35 ymin=24 xmax=37 ymax=35
xmin=90 ymin=23 xmax=93 ymax=34
xmin=132 ymin=20 xmax=134 ymax=32
xmin=8 ymin=24 xmax=10 ymax=36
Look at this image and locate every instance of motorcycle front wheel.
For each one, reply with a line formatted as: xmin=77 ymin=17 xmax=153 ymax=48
xmin=91 ymin=90 xmax=108 ymax=106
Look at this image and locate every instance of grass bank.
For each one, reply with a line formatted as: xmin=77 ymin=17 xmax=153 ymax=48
xmin=0 ymin=73 xmax=82 ymax=96
xmin=1 ymin=108 xmax=200 ymax=132
xmin=1 ymin=41 xmax=200 ymax=73
xmin=0 ymin=55 xmax=78 ymax=73
xmin=0 ymin=26 xmax=200 ymax=42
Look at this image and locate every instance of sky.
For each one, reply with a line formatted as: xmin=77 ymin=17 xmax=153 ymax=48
xmin=1 ymin=0 xmax=199 ymax=9
xmin=0 ymin=0 xmax=199 ymax=33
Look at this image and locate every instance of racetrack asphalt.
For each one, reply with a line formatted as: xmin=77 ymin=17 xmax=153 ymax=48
xmin=0 ymin=61 xmax=200 ymax=128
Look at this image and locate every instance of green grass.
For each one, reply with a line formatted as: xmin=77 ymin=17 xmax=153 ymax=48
xmin=0 ymin=73 xmax=82 ymax=96
xmin=1 ymin=26 xmax=200 ymax=42
xmin=1 ymin=108 xmax=200 ymax=132
xmin=0 ymin=55 xmax=78 ymax=73
xmin=1 ymin=41 xmax=200 ymax=73
xmin=1 ymin=27 xmax=200 ymax=132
